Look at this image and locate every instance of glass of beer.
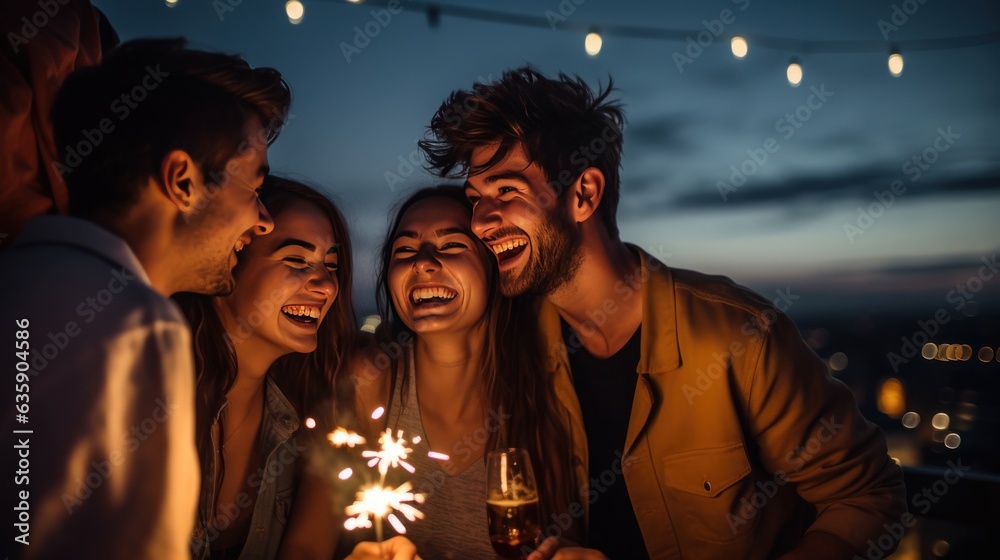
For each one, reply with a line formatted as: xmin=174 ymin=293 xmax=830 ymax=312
xmin=486 ymin=448 xmax=541 ymax=558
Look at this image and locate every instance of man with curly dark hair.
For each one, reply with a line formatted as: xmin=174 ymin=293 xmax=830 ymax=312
xmin=420 ymin=67 xmax=906 ymax=560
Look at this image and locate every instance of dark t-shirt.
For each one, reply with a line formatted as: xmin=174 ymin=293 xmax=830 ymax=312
xmin=563 ymin=321 xmax=650 ymax=560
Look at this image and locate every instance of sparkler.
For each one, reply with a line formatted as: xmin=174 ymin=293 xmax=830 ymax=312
xmin=330 ymin=413 xmax=427 ymax=546
xmin=328 ymin=427 xmax=366 ymax=448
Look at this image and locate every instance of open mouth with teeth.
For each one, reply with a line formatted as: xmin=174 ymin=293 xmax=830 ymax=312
xmin=410 ymin=287 xmax=458 ymax=305
xmin=281 ymin=305 xmax=321 ymax=325
xmin=489 ymin=237 xmax=528 ymax=265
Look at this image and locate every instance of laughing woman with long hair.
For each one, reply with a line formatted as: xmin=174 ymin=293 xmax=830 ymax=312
xmin=176 ymin=176 xmax=356 ymax=560
xmin=346 ymin=185 xmax=579 ymax=559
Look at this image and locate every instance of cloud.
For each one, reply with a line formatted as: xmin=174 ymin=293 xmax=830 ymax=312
xmin=663 ymin=166 xmax=1000 ymax=211
xmin=625 ymin=114 xmax=701 ymax=154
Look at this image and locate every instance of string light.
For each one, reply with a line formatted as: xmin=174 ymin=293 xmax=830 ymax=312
xmin=165 ymin=0 xmax=178 ymax=7
xmin=258 ymin=1 xmax=1000 ymax=79
xmin=585 ymin=31 xmax=603 ymax=56
xmin=286 ymin=0 xmax=304 ymax=24
xmin=786 ymin=59 xmax=803 ymax=87
xmin=888 ymin=49 xmax=904 ymax=77
xmin=731 ymin=36 xmax=748 ymax=58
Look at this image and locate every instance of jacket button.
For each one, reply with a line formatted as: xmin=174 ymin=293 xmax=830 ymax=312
xmin=703 ymin=481 xmax=712 ymax=492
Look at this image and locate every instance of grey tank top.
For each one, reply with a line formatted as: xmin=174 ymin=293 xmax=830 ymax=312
xmin=384 ymin=346 xmax=499 ymax=559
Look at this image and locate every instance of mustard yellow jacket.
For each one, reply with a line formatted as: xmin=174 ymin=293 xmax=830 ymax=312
xmin=539 ymin=247 xmax=906 ymax=559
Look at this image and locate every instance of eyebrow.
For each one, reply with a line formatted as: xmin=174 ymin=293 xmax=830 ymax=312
xmin=274 ymin=239 xmax=340 ymax=256
xmin=393 ymin=227 xmax=472 ymax=241
xmin=482 ymin=170 xmax=531 ymax=185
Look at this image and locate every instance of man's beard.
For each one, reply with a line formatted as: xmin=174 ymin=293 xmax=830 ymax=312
xmin=500 ymin=212 xmax=582 ymax=298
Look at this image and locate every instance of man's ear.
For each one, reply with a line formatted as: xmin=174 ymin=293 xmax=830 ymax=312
xmin=569 ymin=167 xmax=605 ymax=224
xmin=159 ymin=150 xmax=201 ymax=215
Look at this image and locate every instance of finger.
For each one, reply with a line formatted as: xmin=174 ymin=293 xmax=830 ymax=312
xmin=346 ymin=541 xmax=379 ymax=560
xmin=527 ymin=536 xmax=560 ymax=560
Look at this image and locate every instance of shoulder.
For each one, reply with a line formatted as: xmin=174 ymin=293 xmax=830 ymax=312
xmin=669 ymin=266 xmax=778 ymax=322
xmin=345 ymin=332 xmax=401 ymax=432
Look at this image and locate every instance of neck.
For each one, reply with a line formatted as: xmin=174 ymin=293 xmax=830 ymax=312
xmin=413 ymin=323 xmax=487 ymax=422
xmin=99 ymin=199 xmax=177 ymax=297
xmin=224 ymin=340 xmax=273 ymax=420
xmin=547 ymin=232 xmax=643 ymax=358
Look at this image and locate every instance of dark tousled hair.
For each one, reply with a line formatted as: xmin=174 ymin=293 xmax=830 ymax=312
xmin=419 ymin=66 xmax=626 ymax=239
xmin=51 ymin=37 xmax=291 ymax=220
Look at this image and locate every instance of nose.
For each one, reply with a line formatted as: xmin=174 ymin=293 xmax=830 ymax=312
xmin=307 ymin=267 xmax=338 ymax=299
xmin=471 ymin=197 xmax=502 ymax=240
xmin=255 ymin=198 xmax=275 ymax=235
xmin=414 ymin=244 xmax=441 ymax=274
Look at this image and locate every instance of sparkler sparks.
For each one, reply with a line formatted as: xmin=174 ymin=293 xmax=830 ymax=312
xmin=327 ymin=427 xmax=366 ymax=448
xmin=335 ymin=411 xmax=426 ymax=539
xmin=343 ymin=482 xmax=425 ymax=534
xmin=362 ymin=429 xmax=416 ymax=475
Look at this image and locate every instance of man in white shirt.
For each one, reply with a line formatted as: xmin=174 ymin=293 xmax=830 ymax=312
xmin=2 ymin=38 xmax=291 ymax=559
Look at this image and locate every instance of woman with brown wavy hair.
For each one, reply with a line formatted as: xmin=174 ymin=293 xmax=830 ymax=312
xmin=176 ymin=175 xmax=356 ymax=560
xmin=346 ymin=185 xmax=579 ymax=558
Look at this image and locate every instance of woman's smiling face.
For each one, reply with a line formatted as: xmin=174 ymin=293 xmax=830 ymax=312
xmin=388 ymin=196 xmax=491 ymax=335
xmin=216 ymin=199 xmax=340 ymax=356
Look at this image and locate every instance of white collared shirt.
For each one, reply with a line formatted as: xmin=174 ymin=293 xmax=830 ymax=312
xmin=2 ymin=215 xmax=198 ymax=559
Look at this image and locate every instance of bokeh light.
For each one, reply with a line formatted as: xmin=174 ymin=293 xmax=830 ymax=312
xmin=731 ymin=36 xmax=748 ymax=58
xmin=585 ymin=32 xmax=603 ymax=56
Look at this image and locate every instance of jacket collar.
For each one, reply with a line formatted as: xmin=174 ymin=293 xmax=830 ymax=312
xmin=539 ymin=244 xmax=681 ymax=376
xmin=633 ymin=245 xmax=681 ymax=375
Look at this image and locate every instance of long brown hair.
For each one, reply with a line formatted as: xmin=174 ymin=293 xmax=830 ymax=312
xmin=375 ymin=185 xmax=578 ymax=536
xmin=175 ymin=175 xmax=356 ymax=508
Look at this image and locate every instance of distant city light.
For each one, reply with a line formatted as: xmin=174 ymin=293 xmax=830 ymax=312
xmin=901 ymin=411 xmax=920 ymax=429
xmin=943 ymin=433 xmax=961 ymax=449
xmin=286 ymin=0 xmax=304 ymax=24
xmin=931 ymin=413 xmax=950 ymax=430
xmin=731 ymin=36 xmax=748 ymax=58
xmin=828 ymin=352 xmax=847 ymax=371
xmin=585 ymin=32 xmax=603 ymax=56
xmin=979 ymin=346 xmax=995 ymax=362
xmin=877 ymin=378 xmax=905 ymax=418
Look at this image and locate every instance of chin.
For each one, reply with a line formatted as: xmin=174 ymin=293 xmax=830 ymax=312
xmin=283 ymin=338 xmax=318 ymax=355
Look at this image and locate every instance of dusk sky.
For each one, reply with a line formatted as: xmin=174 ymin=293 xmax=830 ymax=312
xmin=96 ymin=0 xmax=1000 ymax=317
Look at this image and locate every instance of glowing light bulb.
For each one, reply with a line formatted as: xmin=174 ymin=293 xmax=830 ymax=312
xmin=786 ymin=61 xmax=803 ymax=87
xmin=731 ymin=36 xmax=748 ymax=58
xmin=585 ymin=32 xmax=602 ymax=56
xmin=286 ymin=0 xmax=304 ymax=24
xmin=165 ymin=0 xmax=178 ymax=7
xmin=888 ymin=52 xmax=904 ymax=77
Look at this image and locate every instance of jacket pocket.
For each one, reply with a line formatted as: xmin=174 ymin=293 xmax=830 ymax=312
xmin=661 ymin=443 xmax=759 ymax=544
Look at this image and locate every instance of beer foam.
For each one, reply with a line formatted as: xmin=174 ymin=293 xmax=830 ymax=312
xmin=486 ymin=499 xmax=539 ymax=507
